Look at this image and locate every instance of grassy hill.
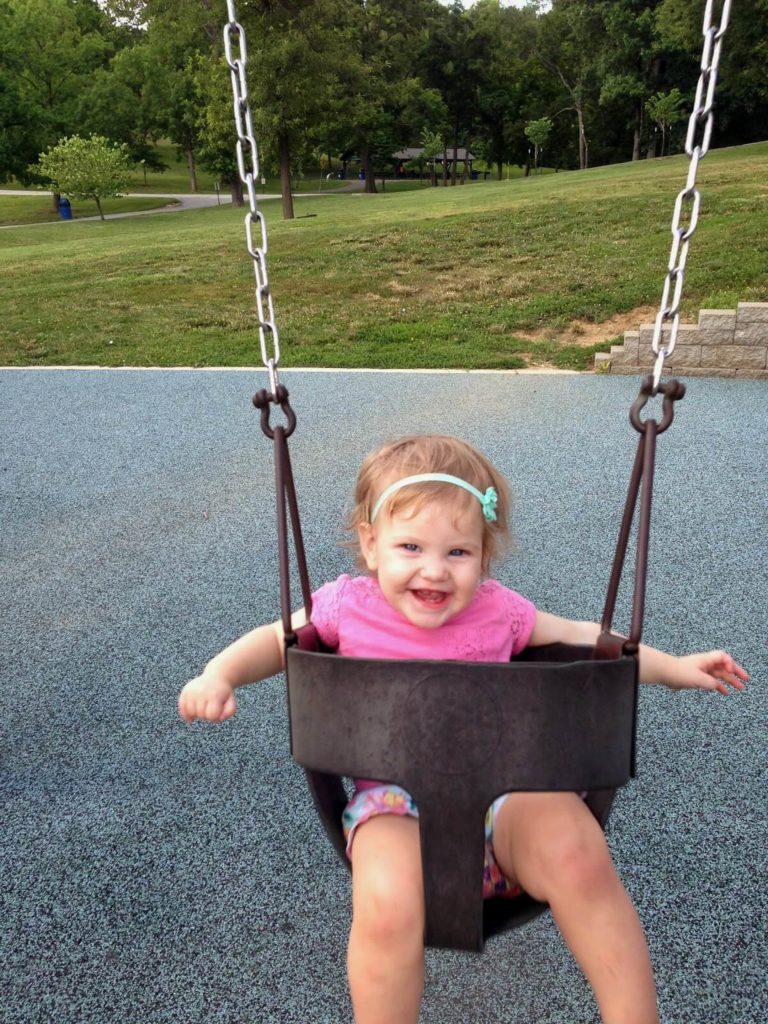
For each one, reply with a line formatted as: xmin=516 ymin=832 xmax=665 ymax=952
xmin=1 ymin=141 xmax=766 ymax=370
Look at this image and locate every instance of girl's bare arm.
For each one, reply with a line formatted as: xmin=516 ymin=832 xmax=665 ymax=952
xmin=178 ymin=609 xmax=308 ymax=722
xmin=528 ymin=611 xmax=748 ymax=694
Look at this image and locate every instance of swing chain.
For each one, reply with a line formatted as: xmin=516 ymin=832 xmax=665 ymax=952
xmin=223 ymin=0 xmax=281 ymax=397
xmin=651 ymin=0 xmax=730 ymax=393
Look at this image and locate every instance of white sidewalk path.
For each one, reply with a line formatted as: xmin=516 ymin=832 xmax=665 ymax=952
xmin=0 ymin=188 xmax=240 ymax=227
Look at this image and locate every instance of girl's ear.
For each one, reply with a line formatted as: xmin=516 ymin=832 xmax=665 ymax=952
xmin=357 ymin=522 xmax=378 ymax=572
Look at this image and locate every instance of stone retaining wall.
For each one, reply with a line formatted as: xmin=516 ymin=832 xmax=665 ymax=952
xmin=595 ymin=302 xmax=768 ymax=378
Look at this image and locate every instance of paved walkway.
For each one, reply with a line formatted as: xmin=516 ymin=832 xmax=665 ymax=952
xmin=0 ymin=188 xmax=236 ymax=227
xmin=1 ymin=368 xmax=765 ymax=1024
xmin=0 ymin=182 xmax=363 ymax=227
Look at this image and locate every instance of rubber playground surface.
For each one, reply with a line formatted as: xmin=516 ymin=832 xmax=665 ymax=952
xmin=1 ymin=367 xmax=766 ymax=1024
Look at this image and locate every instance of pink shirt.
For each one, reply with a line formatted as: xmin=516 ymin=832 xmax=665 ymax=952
xmin=311 ymin=575 xmax=536 ymax=662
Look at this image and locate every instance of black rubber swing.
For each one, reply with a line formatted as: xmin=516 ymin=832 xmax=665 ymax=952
xmin=254 ymin=377 xmax=685 ymax=952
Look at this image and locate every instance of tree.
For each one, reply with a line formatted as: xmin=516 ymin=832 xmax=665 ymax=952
xmin=334 ymin=0 xmax=447 ymax=194
xmin=655 ymin=0 xmax=768 ymax=150
xmin=238 ymin=0 xmax=354 ymax=217
xmin=77 ymin=44 xmax=169 ymax=173
xmin=525 ymin=116 xmax=552 ymax=171
xmin=0 ymin=3 xmax=37 ymax=183
xmin=535 ymin=0 xmax=603 ymax=170
xmin=645 ymin=87 xmax=685 ymax=156
xmin=595 ymin=0 xmax=665 ymax=162
xmin=0 ymin=0 xmax=117 ymax=194
xmin=121 ymin=0 xmax=224 ymax=193
xmin=35 ymin=134 xmax=132 ymax=220
xmin=190 ymin=53 xmax=243 ymax=204
xmin=423 ymin=2 xmax=475 ymax=186
xmin=465 ymin=0 xmax=538 ymax=181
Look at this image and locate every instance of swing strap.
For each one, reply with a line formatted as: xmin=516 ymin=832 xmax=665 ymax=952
xmin=253 ymin=385 xmax=313 ymax=641
xmin=596 ymin=375 xmax=685 ymax=659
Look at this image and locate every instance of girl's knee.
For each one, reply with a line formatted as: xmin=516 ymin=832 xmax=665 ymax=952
xmin=539 ymin=830 xmax=617 ymax=900
xmin=353 ymin=866 xmax=425 ymax=945
xmin=350 ymin=817 xmax=425 ymax=947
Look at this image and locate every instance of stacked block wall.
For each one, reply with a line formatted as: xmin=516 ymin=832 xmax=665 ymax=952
xmin=595 ymin=302 xmax=768 ymax=378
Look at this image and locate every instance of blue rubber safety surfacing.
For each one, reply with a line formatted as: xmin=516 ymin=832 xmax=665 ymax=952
xmin=1 ymin=368 xmax=766 ymax=1024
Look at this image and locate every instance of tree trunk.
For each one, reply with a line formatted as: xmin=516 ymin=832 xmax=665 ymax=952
xmin=278 ymin=132 xmax=294 ymax=220
xmin=362 ymin=146 xmax=377 ymax=193
xmin=51 ymin=191 xmax=61 ymax=214
xmin=632 ymin=126 xmax=641 ymax=161
xmin=95 ymin=196 xmax=105 ymax=221
xmin=632 ymin=99 xmax=643 ymax=161
xmin=230 ymin=177 xmax=244 ymax=206
xmin=460 ymin=138 xmax=472 ymax=184
xmin=577 ymin=106 xmax=588 ymax=170
xmin=199 ymin=0 xmax=219 ymax=55
xmin=647 ymin=57 xmax=662 ymax=159
xmin=186 ymin=147 xmax=198 ymax=192
xmin=450 ymin=130 xmax=458 ymax=186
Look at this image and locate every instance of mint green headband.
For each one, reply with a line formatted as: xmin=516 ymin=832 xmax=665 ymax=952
xmin=371 ymin=473 xmax=498 ymax=524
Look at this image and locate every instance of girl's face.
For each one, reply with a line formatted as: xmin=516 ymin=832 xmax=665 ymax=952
xmin=358 ymin=498 xmax=484 ymax=629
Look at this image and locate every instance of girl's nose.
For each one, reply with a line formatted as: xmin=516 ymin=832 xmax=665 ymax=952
xmin=420 ymin=557 xmax=447 ymax=581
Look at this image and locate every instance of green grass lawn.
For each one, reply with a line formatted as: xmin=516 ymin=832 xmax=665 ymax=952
xmin=0 ymin=193 xmax=177 ymax=226
xmin=1 ymin=141 xmax=766 ymax=370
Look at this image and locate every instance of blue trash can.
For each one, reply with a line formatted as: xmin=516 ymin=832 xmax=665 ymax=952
xmin=59 ymin=197 xmax=72 ymax=220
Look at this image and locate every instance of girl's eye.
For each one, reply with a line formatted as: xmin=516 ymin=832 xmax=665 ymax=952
xmin=450 ymin=548 xmax=468 ymax=557
xmin=401 ymin=543 xmax=419 ymax=552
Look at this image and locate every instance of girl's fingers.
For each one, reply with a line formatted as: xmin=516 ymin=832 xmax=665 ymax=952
xmin=709 ymin=672 xmax=747 ymax=694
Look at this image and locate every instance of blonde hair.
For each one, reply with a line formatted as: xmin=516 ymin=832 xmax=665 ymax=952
xmin=347 ymin=435 xmax=511 ymax=574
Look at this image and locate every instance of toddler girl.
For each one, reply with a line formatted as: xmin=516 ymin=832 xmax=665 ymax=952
xmin=179 ymin=434 xmax=747 ymax=1024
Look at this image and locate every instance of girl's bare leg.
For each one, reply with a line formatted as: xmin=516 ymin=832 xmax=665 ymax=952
xmin=347 ymin=815 xmax=425 ymax=1024
xmin=493 ymin=792 xmax=659 ymax=1024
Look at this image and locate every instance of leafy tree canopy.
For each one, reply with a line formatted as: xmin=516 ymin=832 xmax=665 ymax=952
xmin=34 ymin=133 xmax=133 ymax=219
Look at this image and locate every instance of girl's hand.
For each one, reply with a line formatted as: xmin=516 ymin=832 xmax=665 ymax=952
xmin=178 ymin=674 xmax=237 ymax=723
xmin=665 ymin=651 xmax=749 ymax=695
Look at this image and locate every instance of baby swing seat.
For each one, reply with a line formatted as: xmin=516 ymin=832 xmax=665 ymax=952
xmin=287 ymin=635 xmax=637 ymax=951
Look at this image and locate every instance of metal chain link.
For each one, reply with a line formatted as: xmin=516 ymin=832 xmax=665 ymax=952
xmin=223 ymin=0 xmax=280 ymax=396
xmin=651 ymin=0 xmax=731 ymax=392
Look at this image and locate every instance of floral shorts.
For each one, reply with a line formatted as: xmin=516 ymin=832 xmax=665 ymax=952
xmin=342 ymin=784 xmax=522 ymax=900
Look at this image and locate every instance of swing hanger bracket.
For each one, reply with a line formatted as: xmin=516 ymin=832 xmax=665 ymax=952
xmin=629 ymin=376 xmax=686 ymax=435
xmin=253 ymin=383 xmax=297 ymax=440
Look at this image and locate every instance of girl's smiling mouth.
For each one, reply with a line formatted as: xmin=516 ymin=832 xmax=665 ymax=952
xmin=411 ymin=589 xmax=450 ymax=607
